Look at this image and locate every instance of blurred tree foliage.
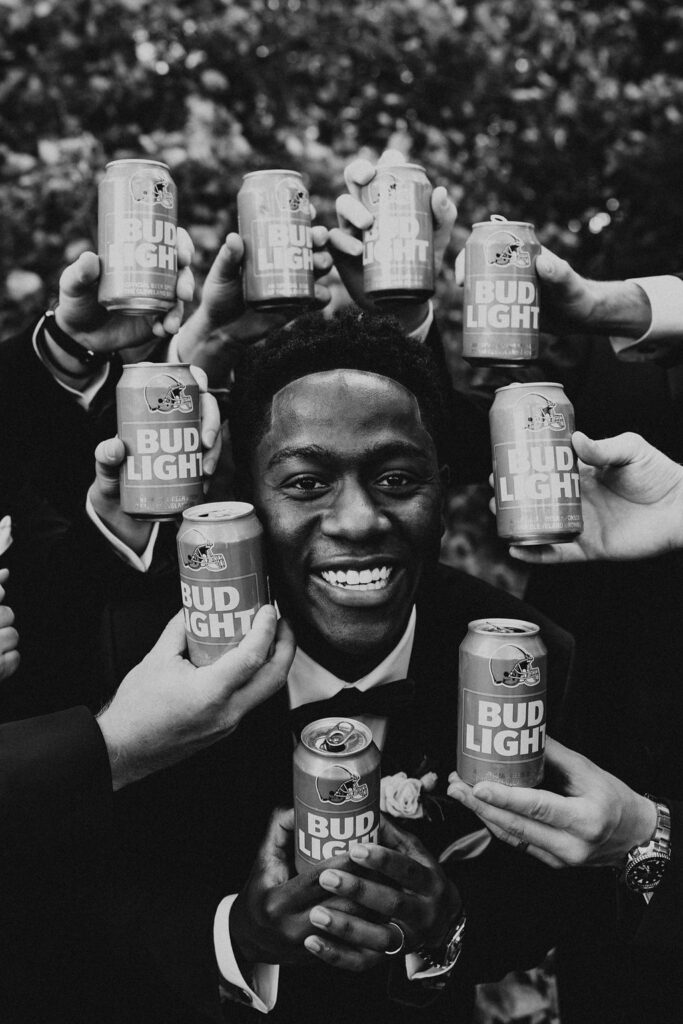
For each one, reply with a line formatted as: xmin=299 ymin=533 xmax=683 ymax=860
xmin=1 ymin=0 xmax=682 ymax=336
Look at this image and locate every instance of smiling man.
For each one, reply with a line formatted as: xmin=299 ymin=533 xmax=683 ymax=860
xmin=94 ymin=309 xmax=576 ymax=1024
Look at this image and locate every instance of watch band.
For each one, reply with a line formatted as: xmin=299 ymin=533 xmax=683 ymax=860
xmin=43 ymin=310 xmax=111 ymax=368
xmin=622 ymin=798 xmax=671 ymax=896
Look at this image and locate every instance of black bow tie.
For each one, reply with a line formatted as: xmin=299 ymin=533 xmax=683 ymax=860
xmin=289 ymin=679 xmax=416 ymax=741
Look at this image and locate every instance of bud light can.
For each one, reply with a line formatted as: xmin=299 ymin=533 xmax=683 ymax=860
xmin=462 ymin=215 xmax=541 ymax=365
xmin=177 ymin=502 xmax=268 ymax=666
xmin=490 ymin=381 xmax=583 ymax=545
xmin=238 ymin=169 xmax=316 ymax=310
xmin=294 ymin=718 xmax=381 ymax=874
xmin=116 ymin=363 xmax=203 ymax=520
xmin=98 ymin=159 xmax=178 ymax=315
xmin=361 ymin=164 xmax=435 ymax=303
xmin=458 ymin=619 xmax=547 ymax=787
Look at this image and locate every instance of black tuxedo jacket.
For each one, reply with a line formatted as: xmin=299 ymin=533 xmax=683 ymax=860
xmin=98 ymin=563 xmax=576 ymax=1024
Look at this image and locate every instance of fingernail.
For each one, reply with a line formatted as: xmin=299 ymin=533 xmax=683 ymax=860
xmin=305 ymin=936 xmax=323 ymax=953
xmin=166 ymin=316 xmax=180 ymax=333
xmin=310 ymin=907 xmax=331 ymax=927
xmin=474 ymin=785 xmax=492 ymax=801
xmin=319 ymin=870 xmax=341 ymax=889
xmin=204 ymin=428 xmax=217 ymax=450
xmin=349 ymin=844 xmax=369 ymax=861
xmin=103 ymin=440 xmax=118 ymax=460
xmin=349 ymin=239 xmax=363 ymax=257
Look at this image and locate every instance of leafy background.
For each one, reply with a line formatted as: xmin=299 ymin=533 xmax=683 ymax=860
xmin=1 ymin=2 xmax=681 ymax=1018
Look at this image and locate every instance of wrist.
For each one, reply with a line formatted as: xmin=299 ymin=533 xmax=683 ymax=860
xmin=95 ymin=710 xmax=134 ymax=791
xmin=615 ymin=792 xmax=658 ymax=865
xmin=39 ymin=313 xmax=105 ymax=389
xmin=592 ymin=281 xmax=653 ymax=339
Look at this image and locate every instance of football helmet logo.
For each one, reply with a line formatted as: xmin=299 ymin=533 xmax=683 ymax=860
xmin=316 ymin=766 xmax=369 ymax=805
xmin=489 ymin=644 xmax=541 ymax=688
xmin=129 ymin=170 xmax=175 ymax=209
xmin=276 ymin=177 xmax=309 ymax=213
xmin=522 ymin=395 xmax=566 ymax=432
xmin=182 ymin=530 xmax=228 ymax=572
xmin=144 ymin=374 xmax=194 ymax=414
xmin=366 ymin=172 xmax=410 ymax=207
xmin=485 ymin=230 xmax=530 ymax=268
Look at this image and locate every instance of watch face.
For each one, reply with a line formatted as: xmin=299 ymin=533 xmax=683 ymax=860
xmin=626 ymin=855 xmax=669 ymax=892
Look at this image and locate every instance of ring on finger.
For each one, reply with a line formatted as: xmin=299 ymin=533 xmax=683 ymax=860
xmin=517 ymin=839 xmax=529 ymax=853
xmin=385 ymin=920 xmax=406 ymax=956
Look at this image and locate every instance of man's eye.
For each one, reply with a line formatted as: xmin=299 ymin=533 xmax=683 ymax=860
xmin=288 ymin=476 xmax=327 ymax=492
xmin=376 ymin=471 xmax=414 ymax=489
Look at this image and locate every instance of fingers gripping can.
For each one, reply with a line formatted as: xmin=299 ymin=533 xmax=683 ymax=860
xmin=177 ymin=502 xmax=268 ymax=666
xmin=116 ymin=363 xmax=203 ymax=520
xmin=98 ymin=159 xmax=178 ymax=315
xmin=361 ymin=163 xmax=435 ymax=303
xmin=238 ymin=169 xmax=316 ymax=310
xmin=490 ymin=381 xmax=583 ymax=544
xmin=462 ymin=215 xmax=541 ymax=365
xmin=457 ymin=619 xmax=547 ymax=787
xmin=294 ymin=718 xmax=381 ymax=874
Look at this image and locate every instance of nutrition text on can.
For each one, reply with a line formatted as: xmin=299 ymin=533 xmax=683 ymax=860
xmin=98 ymin=159 xmax=178 ymax=315
xmin=177 ymin=502 xmax=268 ymax=667
xmin=116 ymin=363 xmax=203 ymax=520
xmin=463 ymin=215 xmax=541 ymax=365
xmin=490 ymin=381 xmax=583 ymax=545
xmin=237 ymin=169 xmax=315 ymax=310
xmin=360 ymin=163 xmax=434 ymax=303
xmin=457 ymin=619 xmax=547 ymax=788
xmin=294 ymin=718 xmax=381 ymax=874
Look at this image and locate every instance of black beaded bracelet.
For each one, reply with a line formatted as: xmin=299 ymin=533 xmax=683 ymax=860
xmin=43 ymin=310 xmax=112 ymax=368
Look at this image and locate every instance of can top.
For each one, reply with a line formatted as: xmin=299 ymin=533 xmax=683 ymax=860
xmin=468 ymin=618 xmax=540 ymax=636
xmin=122 ymin=362 xmax=190 ymax=371
xmin=473 ymin=215 xmax=534 ymax=230
xmin=494 ymin=381 xmax=563 ymax=394
xmin=242 ymin=169 xmax=304 ymax=180
xmin=182 ymin=501 xmax=255 ymax=523
xmin=301 ymin=718 xmax=373 ymax=756
xmin=374 ymin=163 xmax=426 ymax=173
xmin=105 ymin=159 xmax=171 ymax=171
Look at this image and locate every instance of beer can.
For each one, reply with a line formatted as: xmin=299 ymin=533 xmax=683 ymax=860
xmin=462 ymin=215 xmax=541 ymax=365
xmin=177 ymin=501 xmax=268 ymax=666
xmin=457 ymin=618 xmax=547 ymax=787
xmin=237 ymin=169 xmax=316 ymax=310
xmin=490 ymin=381 xmax=583 ymax=545
xmin=294 ymin=718 xmax=381 ymax=874
xmin=98 ymin=159 xmax=178 ymax=315
xmin=116 ymin=363 xmax=203 ymax=520
xmin=361 ymin=163 xmax=435 ymax=303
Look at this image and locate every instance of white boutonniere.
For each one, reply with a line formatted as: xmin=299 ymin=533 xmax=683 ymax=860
xmin=380 ymin=771 xmax=438 ymax=820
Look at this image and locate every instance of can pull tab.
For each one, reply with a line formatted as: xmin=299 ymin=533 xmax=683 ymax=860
xmin=490 ymin=214 xmax=508 ymax=222
xmin=322 ymin=720 xmax=354 ymax=752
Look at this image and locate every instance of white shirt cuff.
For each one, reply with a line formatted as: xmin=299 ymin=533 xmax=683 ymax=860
xmin=214 ymin=895 xmax=279 ymax=1014
xmin=407 ymin=302 xmax=434 ymax=344
xmin=611 ymin=276 xmax=683 ymax=354
xmin=85 ymin=494 xmax=159 ymax=572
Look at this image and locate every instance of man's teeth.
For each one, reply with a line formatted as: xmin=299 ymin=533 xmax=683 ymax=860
xmin=321 ymin=566 xmax=393 ymax=590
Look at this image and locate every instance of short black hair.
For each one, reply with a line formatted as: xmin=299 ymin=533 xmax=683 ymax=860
xmin=228 ymin=308 xmax=451 ymax=487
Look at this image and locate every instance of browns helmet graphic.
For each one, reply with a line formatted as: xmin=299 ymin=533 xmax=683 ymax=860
xmin=144 ymin=373 xmax=194 ymax=414
xmin=519 ymin=393 xmax=566 ymax=431
xmin=489 ymin=643 xmax=541 ymax=688
xmin=485 ymin=230 xmax=531 ymax=268
xmin=276 ymin=177 xmax=309 ymax=213
xmin=366 ymin=171 xmax=411 ymax=207
xmin=315 ymin=765 xmax=369 ymax=805
xmin=181 ymin=529 xmax=228 ymax=572
xmin=129 ymin=169 xmax=175 ymax=209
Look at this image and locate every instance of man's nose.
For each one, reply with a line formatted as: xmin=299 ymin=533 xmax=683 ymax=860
xmin=321 ymin=479 xmax=389 ymax=538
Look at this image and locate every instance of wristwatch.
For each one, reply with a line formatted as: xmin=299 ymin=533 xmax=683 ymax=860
xmin=416 ymin=908 xmax=467 ymax=977
xmin=622 ymin=798 xmax=671 ymax=897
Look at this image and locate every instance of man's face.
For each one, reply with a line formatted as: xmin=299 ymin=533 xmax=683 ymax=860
xmin=252 ymin=370 xmax=443 ymax=675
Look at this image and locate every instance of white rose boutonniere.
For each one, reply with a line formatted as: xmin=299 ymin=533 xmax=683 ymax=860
xmin=380 ymin=771 xmax=438 ymax=820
